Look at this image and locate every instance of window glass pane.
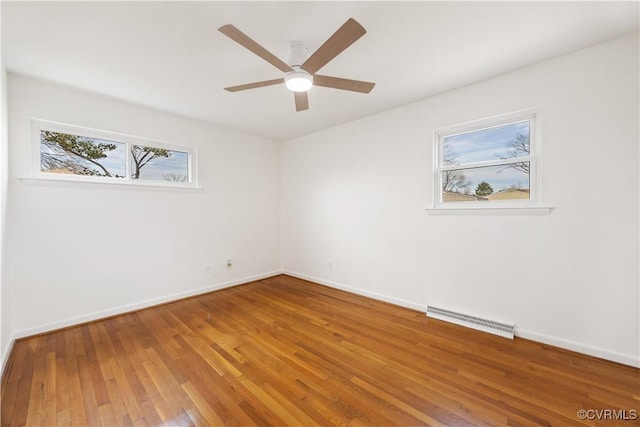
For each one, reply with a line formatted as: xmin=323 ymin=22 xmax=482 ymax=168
xmin=40 ymin=130 xmax=126 ymax=178
xmin=130 ymin=145 xmax=189 ymax=183
xmin=443 ymin=121 xmax=530 ymax=165
xmin=441 ymin=162 xmax=530 ymax=202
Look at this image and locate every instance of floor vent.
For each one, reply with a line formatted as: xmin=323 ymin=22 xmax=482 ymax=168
xmin=426 ymin=306 xmax=515 ymax=339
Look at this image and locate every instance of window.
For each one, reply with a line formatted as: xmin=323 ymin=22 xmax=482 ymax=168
xmin=33 ymin=120 xmax=197 ymax=188
xmin=130 ymin=144 xmax=190 ymax=183
xmin=433 ymin=110 xmax=539 ymax=209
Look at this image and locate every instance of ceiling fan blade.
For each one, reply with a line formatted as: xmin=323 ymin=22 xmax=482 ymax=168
xmin=224 ymin=78 xmax=284 ymax=92
xmin=294 ymin=92 xmax=309 ymax=112
xmin=301 ymin=18 xmax=366 ymax=75
xmin=218 ymin=24 xmax=293 ymax=73
xmin=313 ymin=75 xmax=375 ymax=93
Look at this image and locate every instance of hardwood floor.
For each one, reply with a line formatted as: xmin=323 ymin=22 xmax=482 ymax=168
xmin=2 ymin=275 xmax=639 ymax=426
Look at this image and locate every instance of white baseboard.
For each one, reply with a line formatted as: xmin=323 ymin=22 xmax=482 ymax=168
xmin=1 ymin=337 xmax=15 ymax=381
xmin=516 ymin=328 xmax=640 ymax=368
xmin=283 ymin=270 xmax=639 ymax=368
xmin=13 ymin=270 xmax=284 ymax=339
xmin=282 ymin=270 xmax=426 ymax=312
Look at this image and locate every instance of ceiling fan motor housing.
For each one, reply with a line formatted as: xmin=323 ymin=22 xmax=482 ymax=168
xmin=287 ymin=41 xmax=309 ymax=67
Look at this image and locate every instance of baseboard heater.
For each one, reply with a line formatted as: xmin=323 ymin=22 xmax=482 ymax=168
xmin=426 ymin=306 xmax=515 ymax=339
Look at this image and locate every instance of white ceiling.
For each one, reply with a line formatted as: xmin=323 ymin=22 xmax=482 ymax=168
xmin=2 ymin=1 xmax=638 ymax=141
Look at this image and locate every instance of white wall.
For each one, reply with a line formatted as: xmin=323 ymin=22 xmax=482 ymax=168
xmin=0 ymin=3 xmax=13 ymax=373
xmin=1 ymin=75 xmax=12 ymax=371
xmin=5 ymin=74 xmax=281 ymax=338
xmin=281 ymin=34 xmax=639 ymax=366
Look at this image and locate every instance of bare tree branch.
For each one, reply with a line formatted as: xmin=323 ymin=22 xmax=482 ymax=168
xmin=164 ymin=173 xmax=187 ymax=183
xmin=500 ymin=133 xmax=530 ymax=174
xmin=442 ymin=144 xmax=470 ymax=193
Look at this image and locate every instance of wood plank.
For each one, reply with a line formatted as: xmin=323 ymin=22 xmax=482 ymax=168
xmin=181 ymin=381 xmax=226 ymax=427
xmin=24 ymin=338 xmax=45 ymax=426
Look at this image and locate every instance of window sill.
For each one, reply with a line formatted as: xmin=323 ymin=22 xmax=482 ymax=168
xmin=426 ymin=206 xmax=552 ymax=216
xmin=19 ymin=176 xmax=204 ymax=192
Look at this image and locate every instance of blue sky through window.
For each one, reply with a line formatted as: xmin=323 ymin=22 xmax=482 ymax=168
xmin=133 ymin=147 xmax=189 ymax=182
xmin=99 ymin=140 xmax=126 ymax=176
xmin=443 ymin=121 xmax=529 ymax=165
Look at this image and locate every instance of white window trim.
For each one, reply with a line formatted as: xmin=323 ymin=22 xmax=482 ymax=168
xmin=429 ymin=108 xmax=551 ymax=214
xmin=30 ymin=119 xmax=199 ymax=189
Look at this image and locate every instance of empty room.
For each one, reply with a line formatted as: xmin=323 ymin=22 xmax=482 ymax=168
xmin=0 ymin=1 xmax=638 ymax=426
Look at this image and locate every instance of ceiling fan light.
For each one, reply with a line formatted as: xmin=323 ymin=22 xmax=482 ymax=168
xmin=285 ymin=70 xmax=313 ymax=92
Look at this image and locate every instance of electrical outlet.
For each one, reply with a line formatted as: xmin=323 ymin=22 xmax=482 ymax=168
xmin=328 ymin=261 xmax=333 ymax=270
xmin=205 ymin=264 xmax=213 ymax=274
xmin=226 ymin=259 xmax=232 ymax=268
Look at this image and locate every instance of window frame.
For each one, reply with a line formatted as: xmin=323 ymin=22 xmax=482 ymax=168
xmin=32 ymin=119 xmax=198 ymax=189
xmin=432 ymin=109 xmax=541 ymax=210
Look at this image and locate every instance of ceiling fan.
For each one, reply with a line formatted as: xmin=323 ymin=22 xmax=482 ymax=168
xmin=218 ymin=18 xmax=375 ymax=112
